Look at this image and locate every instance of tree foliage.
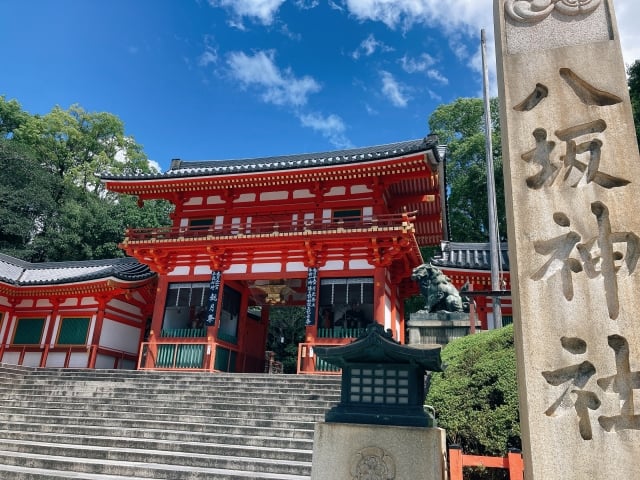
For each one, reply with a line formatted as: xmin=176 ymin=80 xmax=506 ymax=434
xmin=628 ymin=60 xmax=640 ymax=148
xmin=266 ymin=306 xmax=307 ymax=373
xmin=428 ymin=98 xmax=507 ymax=243
xmin=0 ymin=96 xmax=171 ymax=262
xmin=426 ymin=325 xmax=520 ymax=458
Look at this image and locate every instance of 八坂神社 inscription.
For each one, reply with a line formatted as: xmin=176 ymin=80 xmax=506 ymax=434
xmin=505 ymin=0 xmax=602 ymax=23
xmin=531 ymin=203 xmax=640 ymax=320
xmin=543 ymin=335 xmax=640 ymax=440
xmin=518 ymin=69 xmax=628 ymax=190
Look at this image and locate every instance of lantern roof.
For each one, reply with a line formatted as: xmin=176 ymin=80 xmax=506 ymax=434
xmin=314 ymin=323 xmax=444 ymax=372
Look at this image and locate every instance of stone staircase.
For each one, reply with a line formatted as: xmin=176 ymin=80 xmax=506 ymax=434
xmin=0 ymin=363 xmax=341 ymax=479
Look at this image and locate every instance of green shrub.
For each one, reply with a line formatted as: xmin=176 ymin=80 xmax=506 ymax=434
xmin=426 ymin=324 xmax=521 ymax=457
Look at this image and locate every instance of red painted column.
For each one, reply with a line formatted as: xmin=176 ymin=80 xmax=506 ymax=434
xmin=40 ymin=298 xmax=61 ymax=368
xmin=89 ymin=296 xmax=108 ymax=369
xmin=151 ymin=275 xmax=169 ymax=336
xmin=373 ymin=267 xmax=387 ymax=327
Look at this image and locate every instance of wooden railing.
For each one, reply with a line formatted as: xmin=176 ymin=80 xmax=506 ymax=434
xmin=0 ymin=344 xmax=137 ymax=369
xmin=297 ymin=342 xmax=344 ymax=375
xmin=317 ymin=327 xmax=365 ymax=339
xmin=448 ymin=446 xmax=524 ymax=480
xmin=138 ymin=341 xmax=216 ymax=371
xmin=124 ymin=212 xmax=416 ymax=243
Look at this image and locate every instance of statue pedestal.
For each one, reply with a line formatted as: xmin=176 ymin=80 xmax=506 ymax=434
xmin=408 ymin=311 xmax=476 ymax=346
xmin=311 ymin=422 xmax=447 ymax=480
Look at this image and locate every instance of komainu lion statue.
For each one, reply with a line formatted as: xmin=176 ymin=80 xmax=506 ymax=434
xmin=411 ymin=263 xmax=469 ymax=313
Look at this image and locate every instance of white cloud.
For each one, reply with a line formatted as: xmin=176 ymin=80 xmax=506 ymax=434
xmin=295 ymin=0 xmax=320 ymax=8
xmin=380 ymin=71 xmax=409 ymax=107
xmin=209 ymin=0 xmax=286 ymax=25
xmin=352 ymin=34 xmax=394 ymax=59
xmin=427 ymin=69 xmax=449 ymax=86
xmin=400 ymin=53 xmax=436 ymax=73
xmin=344 ymin=0 xmax=640 ymax=83
xmin=226 ymin=50 xmax=321 ymax=107
xmin=298 ymin=112 xmax=353 ymax=148
xmin=400 ymin=53 xmax=449 ymax=85
xmin=198 ymin=49 xmax=218 ymax=67
xmin=615 ymin=0 xmax=640 ymax=65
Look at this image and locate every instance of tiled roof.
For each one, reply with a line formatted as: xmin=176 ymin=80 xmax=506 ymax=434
xmin=430 ymin=241 xmax=510 ymax=271
xmin=101 ymin=137 xmax=442 ymax=180
xmin=0 ymin=254 xmax=155 ymax=286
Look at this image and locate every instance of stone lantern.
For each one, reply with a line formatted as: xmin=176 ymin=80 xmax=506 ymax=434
xmin=314 ymin=322 xmax=444 ymax=427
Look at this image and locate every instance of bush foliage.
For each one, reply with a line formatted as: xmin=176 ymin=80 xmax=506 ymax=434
xmin=426 ymin=325 xmax=521 ymax=456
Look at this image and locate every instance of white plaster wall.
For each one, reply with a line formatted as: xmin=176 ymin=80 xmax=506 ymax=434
xmin=0 ymin=295 xmax=10 ymax=307
xmin=235 ymin=193 xmax=256 ymax=203
xmin=23 ymin=352 xmax=42 ymax=367
xmin=60 ymin=298 xmax=79 ymax=307
xmin=45 ymin=352 xmax=67 ymax=367
xmin=227 ymin=264 xmax=248 ymax=274
xmin=16 ymin=299 xmax=34 ymax=308
xmin=207 ymin=195 xmax=224 ymax=204
xmin=35 ymin=299 xmax=52 ymax=308
xmin=348 ymin=260 xmax=373 ymax=270
xmin=321 ymin=261 xmax=344 ymax=271
xmin=95 ymin=353 xmax=115 ymax=369
xmin=1 ymin=352 xmax=19 ymax=365
xmin=251 ymin=263 xmax=282 ymax=273
xmin=326 ymin=186 xmax=346 ymax=196
xmin=293 ymin=189 xmax=314 ymax=199
xmin=260 ymin=191 xmax=288 ymax=201
xmin=99 ymin=319 xmax=141 ymax=354
xmin=194 ymin=265 xmax=211 ymax=275
xmin=351 ymin=184 xmax=373 ymax=194
xmin=169 ymin=266 xmax=190 ymax=276
xmin=108 ymin=299 xmax=142 ymax=318
xmin=184 ymin=197 xmax=203 ymax=206
xmin=286 ymin=262 xmax=308 ymax=272
xmin=81 ymin=297 xmax=97 ymax=306
xmin=384 ymin=297 xmax=392 ymax=330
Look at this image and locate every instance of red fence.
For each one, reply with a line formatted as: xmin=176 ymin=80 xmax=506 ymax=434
xmin=449 ymin=446 xmax=524 ymax=480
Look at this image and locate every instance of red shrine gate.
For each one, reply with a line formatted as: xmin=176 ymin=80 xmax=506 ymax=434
xmin=102 ymin=138 xmax=447 ymax=373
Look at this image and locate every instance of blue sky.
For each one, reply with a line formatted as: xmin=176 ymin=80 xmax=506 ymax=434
xmin=2 ymin=0 xmax=639 ymax=172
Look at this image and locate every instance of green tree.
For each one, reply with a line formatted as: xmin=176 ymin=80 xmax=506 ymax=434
xmin=628 ymin=60 xmax=640 ymax=148
xmin=426 ymin=325 xmax=520 ymax=459
xmin=0 ymin=97 xmax=172 ymax=262
xmin=0 ymin=140 xmax=56 ymax=258
xmin=428 ymin=98 xmax=506 ymax=242
xmin=266 ymin=306 xmax=306 ymax=373
xmin=13 ymin=103 xmax=150 ymax=196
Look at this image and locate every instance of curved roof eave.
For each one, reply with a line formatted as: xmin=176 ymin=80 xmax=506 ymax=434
xmin=0 ymin=254 xmax=155 ymax=287
xmin=100 ymin=137 xmax=441 ymax=182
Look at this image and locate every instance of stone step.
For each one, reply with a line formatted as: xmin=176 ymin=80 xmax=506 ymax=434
xmin=0 ymin=412 xmax=318 ymax=433
xmin=0 ymin=451 xmax=310 ymax=479
xmin=0 ymin=386 xmax=339 ymax=401
xmin=0 ymin=363 xmax=340 ymax=479
xmin=0 ymin=424 xmax=314 ymax=449
xmin=0 ymin=405 xmax=324 ymax=423
xmin=0 ymin=439 xmax=312 ymax=476
xmin=0 ymin=432 xmax=311 ymax=462
xmin=0 ymin=397 xmax=333 ymax=414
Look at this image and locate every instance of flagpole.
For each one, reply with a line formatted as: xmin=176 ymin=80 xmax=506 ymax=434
xmin=481 ymin=28 xmax=503 ymax=329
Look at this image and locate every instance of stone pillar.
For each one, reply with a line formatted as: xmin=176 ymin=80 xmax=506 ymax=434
xmin=494 ymin=1 xmax=640 ymax=478
xmin=311 ymin=423 xmax=447 ymax=480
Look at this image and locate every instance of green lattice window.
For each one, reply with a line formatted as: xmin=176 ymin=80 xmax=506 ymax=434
xmin=57 ymin=317 xmax=90 ymax=345
xmin=13 ymin=318 xmax=45 ymax=345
